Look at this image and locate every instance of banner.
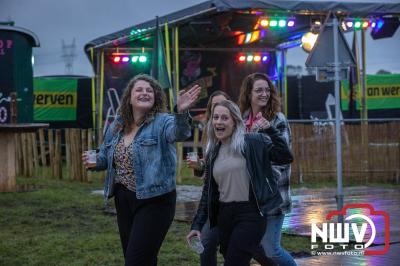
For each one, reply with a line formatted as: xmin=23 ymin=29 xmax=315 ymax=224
xmin=151 ymin=17 xmax=171 ymax=91
xmin=34 ymin=78 xmax=77 ymax=121
xmin=347 ymin=31 xmax=360 ymax=117
xmin=341 ymin=74 xmax=400 ymax=110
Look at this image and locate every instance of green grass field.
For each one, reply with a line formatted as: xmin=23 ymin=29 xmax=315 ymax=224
xmin=5 ymin=166 xmax=396 ymax=266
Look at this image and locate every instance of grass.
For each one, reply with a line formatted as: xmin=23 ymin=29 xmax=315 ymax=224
xmin=1 ymin=169 xmax=397 ymax=265
xmin=0 ymin=175 xmax=203 ymax=266
xmin=0 ymin=174 xmax=309 ymax=266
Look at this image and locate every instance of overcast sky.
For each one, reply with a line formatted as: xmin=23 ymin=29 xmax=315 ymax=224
xmin=1 ymin=0 xmax=399 ymax=76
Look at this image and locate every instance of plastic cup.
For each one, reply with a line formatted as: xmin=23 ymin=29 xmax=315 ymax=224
xmin=187 ymin=152 xmax=198 ymax=162
xmin=189 ymin=236 xmax=204 ymax=254
xmin=85 ymin=150 xmax=97 ymax=164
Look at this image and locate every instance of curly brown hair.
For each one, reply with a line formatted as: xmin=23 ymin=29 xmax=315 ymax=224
xmin=117 ymin=74 xmax=167 ymax=133
xmin=238 ymin=73 xmax=280 ymax=121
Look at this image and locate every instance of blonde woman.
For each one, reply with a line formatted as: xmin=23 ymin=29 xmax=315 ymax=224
xmin=187 ymin=100 xmax=292 ymax=265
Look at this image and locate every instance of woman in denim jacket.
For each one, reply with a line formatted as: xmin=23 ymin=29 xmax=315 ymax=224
xmin=83 ymin=74 xmax=201 ymax=265
xmin=187 ymin=100 xmax=293 ymax=266
xmin=239 ymin=73 xmax=296 ymax=266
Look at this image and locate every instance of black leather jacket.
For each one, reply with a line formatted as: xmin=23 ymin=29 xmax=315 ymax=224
xmin=191 ymin=126 xmax=294 ymax=231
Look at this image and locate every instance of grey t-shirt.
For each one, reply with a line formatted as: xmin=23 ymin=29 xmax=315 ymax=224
xmin=213 ymin=144 xmax=250 ymax=202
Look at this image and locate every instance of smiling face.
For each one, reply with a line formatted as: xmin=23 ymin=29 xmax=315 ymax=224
xmin=130 ymin=80 xmax=155 ymax=113
xmin=250 ymin=79 xmax=271 ymax=110
xmin=212 ymin=105 xmax=235 ymax=144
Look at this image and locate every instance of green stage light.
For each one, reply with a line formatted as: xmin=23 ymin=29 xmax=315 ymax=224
xmin=139 ymin=55 xmax=147 ymax=62
xmin=132 ymin=56 xmax=139 ymax=63
xmin=270 ymin=20 xmax=278 ymax=27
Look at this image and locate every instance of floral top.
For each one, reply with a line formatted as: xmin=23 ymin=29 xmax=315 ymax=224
xmin=114 ymin=137 xmax=136 ymax=192
xmin=244 ymin=111 xmax=263 ymax=133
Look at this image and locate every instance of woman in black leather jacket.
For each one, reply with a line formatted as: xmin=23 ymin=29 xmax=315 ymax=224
xmin=187 ymin=100 xmax=293 ymax=266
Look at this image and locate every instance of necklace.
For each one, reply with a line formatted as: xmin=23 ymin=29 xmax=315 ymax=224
xmin=134 ymin=118 xmax=145 ymax=127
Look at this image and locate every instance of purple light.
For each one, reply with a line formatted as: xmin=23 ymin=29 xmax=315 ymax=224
xmin=287 ymin=20 xmax=295 ymax=27
xmin=346 ymin=21 xmax=354 ymax=28
xmin=262 ymin=55 xmax=269 ymax=62
xmin=122 ymin=56 xmax=130 ymax=62
xmin=260 ymin=30 xmax=267 ymax=39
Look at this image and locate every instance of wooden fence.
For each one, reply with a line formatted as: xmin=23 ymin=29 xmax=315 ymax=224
xmin=291 ymin=122 xmax=400 ymax=184
xmin=15 ymin=128 xmax=95 ymax=182
xmin=13 ymin=122 xmax=400 ymax=184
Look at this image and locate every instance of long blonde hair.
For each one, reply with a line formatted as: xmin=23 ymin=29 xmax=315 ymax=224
xmin=206 ymin=100 xmax=245 ymax=156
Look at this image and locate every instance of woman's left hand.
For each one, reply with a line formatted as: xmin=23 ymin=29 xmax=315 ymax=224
xmin=177 ymin=84 xmax=202 ymax=112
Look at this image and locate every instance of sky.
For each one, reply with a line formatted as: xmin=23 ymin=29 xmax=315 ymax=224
xmin=1 ymin=0 xmax=400 ymax=77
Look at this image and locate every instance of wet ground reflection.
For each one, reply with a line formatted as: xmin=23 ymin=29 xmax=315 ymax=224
xmin=285 ymin=187 xmax=400 ymax=244
xmin=175 ymin=185 xmax=400 ymax=265
xmin=176 ymin=186 xmax=400 ymax=244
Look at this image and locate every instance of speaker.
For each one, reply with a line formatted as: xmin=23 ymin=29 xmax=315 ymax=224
xmin=370 ymin=17 xmax=400 ymax=40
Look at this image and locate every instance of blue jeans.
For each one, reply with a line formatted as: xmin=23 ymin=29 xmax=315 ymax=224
xmin=200 ymin=220 xmax=219 ymax=266
xmin=261 ymin=214 xmax=297 ymax=266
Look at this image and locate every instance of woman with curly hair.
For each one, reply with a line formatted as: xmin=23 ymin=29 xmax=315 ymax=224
xmin=83 ymin=74 xmax=201 ymax=265
xmin=238 ymin=73 xmax=296 ymax=266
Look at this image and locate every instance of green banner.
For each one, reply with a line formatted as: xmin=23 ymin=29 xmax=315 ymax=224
xmin=34 ymin=78 xmax=77 ymax=121
xmin=341 ymin=74 xmax=400 ymax=110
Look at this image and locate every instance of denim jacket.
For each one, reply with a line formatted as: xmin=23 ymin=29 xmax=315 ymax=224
xmin=95 ymin=112 xmax=192 ymax=199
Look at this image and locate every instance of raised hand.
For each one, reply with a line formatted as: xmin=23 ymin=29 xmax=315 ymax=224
xmin=252 ymin=112 xmax=271 ymax=131
xmin=177 ymin=84 xmax=201 ymax=112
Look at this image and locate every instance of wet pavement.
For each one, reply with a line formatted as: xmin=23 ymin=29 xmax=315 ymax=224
xmin=285 ymin=186 xmax=400 ymax=244
xmin=175 ymin=185 xmax=400 ymax=265
xmin=295 ymin=243 xmax=400 ymax=266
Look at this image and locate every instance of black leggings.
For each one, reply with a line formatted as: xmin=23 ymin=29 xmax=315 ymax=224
xmin=114 ymin=184 xmax=176 ymax=266
xmin=218 ymin=201 xmax=266 ymax=266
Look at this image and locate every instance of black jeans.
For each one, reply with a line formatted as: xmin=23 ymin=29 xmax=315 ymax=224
xmin=114 ymin=184 xmax=176 ymax=266
xmin=218 ymin=201 xmax=266 ymax=266
xmin=200 ymin=221 xmax=276 ymax=266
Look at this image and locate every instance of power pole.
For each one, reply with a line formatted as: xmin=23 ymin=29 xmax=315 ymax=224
xmin=61 ymin=38 xmax=76 ymax=75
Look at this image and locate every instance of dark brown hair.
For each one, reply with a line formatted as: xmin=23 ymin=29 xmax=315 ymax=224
xmin=205 ymin=90 xmax=231 ymax=120
xmin=117 ymin=74 xmax=167 ymax=133
xmin=202 ymin=90 xmax=230 ymax=145
xmin=238 ymin=73 xmax=280 ymax=121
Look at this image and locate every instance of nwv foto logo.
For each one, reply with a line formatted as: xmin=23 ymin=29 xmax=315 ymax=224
xmin=310 ymin=204 xmax=390 ymax=255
